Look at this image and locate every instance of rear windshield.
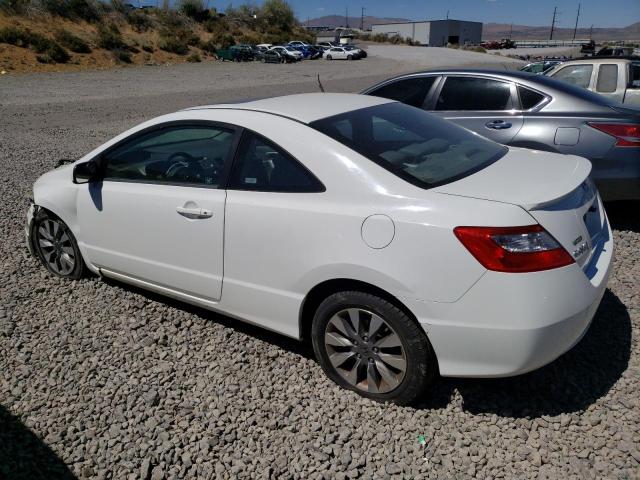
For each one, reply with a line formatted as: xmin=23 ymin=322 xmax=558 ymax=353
xmin=310 ymin=102 xmax=507 ymax=189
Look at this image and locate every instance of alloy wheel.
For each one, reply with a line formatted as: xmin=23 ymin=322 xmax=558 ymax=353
xmin=324 ymin=308 xmax=407 ymax=393
xmin=36 ymin=219 xmax=76 ymax=276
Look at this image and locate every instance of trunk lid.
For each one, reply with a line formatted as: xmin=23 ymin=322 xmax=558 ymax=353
xmin=435 ymin=148 xmax=607 ymax=269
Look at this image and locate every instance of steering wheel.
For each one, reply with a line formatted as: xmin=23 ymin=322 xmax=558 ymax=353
xmin=166 ymin=151 xmax=196 ymax=178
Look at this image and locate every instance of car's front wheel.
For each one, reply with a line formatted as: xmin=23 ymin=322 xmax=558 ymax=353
xmin=311 ymin=291 xmax=437 ymax=405
xmin=32 ymin=210 xmax=85 ymax=279
xmin=326 ymin=54 xmax=332 ymax=60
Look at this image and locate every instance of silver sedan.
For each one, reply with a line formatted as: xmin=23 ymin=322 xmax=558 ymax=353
xmin=363 ymin=70 xmax=640 ymax=200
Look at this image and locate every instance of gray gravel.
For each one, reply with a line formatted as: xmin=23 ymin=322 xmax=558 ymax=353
xmin=0 ymin=51 xmax=639 ymax=480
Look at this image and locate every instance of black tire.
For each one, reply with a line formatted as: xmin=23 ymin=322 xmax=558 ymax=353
xmin=326 ymin=54 xmax=332 ymax=60
xmin=311 ymin=291 xmax=437 ymax=405
xmin=32 ymin=209 xmax=85 ymax=279
xmin=347 ymin=54 xmax=353 ymax=60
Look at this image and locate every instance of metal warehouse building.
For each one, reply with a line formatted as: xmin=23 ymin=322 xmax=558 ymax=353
xmin=371 ymin=19 xmax=482 ymax=46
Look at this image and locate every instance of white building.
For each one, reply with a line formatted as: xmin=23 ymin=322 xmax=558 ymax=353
xmin=371 ymin=19 xmax=483 ymax=46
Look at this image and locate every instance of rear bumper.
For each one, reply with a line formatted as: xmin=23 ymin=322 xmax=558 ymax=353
xmin=405 ymin=216 xmax=614 ymax=378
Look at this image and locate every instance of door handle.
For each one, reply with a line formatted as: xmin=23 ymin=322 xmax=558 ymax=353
xmin=485 ymin=120 xmax=512 ymax=130
xmin=176 ymin=206 xmax=213 ymax=219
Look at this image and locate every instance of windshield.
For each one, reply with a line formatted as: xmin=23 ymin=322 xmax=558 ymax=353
xmin=310 ymin=102 xmax=507 ymax=189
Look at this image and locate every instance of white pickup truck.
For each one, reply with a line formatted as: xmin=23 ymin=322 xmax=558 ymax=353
xmin=546 ymin=57 xmax=640 ymax=105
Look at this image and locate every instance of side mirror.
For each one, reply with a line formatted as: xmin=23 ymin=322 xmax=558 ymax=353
xmin=73 ymin=160 xmax=100 ymax=184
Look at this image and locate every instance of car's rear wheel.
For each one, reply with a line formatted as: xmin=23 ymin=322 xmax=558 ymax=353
xmin=311 ymin=291 xmax=437 ymax=405
xmin=326 ymin=54 xmax=332 ymax=60
xmin=32 ymin=210 xmax=85 ymax=279
xmin=347 ymin=54 xmax=353 ymax=60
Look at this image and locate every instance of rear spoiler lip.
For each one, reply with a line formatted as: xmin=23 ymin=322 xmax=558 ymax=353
xmin=435 ymin=156 xmax=593 ymax=211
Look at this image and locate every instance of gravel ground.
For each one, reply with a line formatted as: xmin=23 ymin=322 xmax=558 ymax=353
xmin=0 ymin=49 xmax=639 ymax=480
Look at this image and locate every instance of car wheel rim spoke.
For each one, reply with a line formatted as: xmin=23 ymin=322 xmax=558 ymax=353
xmin=324 ymin=307 xmax=406 ymax=394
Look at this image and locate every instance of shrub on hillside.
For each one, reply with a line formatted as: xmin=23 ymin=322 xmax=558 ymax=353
xmin=257 ymin=0 xmax=294 ymax=33
xmin=178 ymin=0 xmax=210 ymax=22
xmin=199 ymin=39 xmax=217 ymax=55
xmin=0 ymin=27 xmax=71 ymax=63
xmin=97 ymin=24 xmax=126 ymax=50
xmin=114 ymin=49 xmax=132 ymax=63
xmin=0 ymin=0 xmax=30 ymax=14
xmin=55 ymin=30 xmax=91 ymax=53
xmin=186 ymin=51 xmax=201 ymax=62
xmin=127 ymin=10 xmax=154 ymax=32
xmin=158 ymin=22 xmax=199 ymax=55
xmin=39 ymin=0 xmax=102 ymax=21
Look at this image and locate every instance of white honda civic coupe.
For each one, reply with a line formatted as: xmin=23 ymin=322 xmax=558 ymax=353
xmin=26 ymin=93 xmax=613 ymax=404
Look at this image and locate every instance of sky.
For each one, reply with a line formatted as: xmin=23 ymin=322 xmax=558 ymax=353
xmin=213 ymin=0 xmax=640 ymax=29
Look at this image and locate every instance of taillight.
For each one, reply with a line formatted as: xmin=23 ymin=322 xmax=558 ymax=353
xmin=588 ymin=122 xmax=640 ymax=147
xmin=454 ymin=225 xmax=574 ymax=273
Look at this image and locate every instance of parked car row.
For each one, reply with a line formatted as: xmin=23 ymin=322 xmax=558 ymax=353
xmin=215 ymin=41 xmax=367 ymax=64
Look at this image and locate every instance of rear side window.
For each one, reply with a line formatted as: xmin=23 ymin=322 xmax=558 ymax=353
xmin=630 ymin=63 xmax=640 ymax=88
xmin=227 ymin=132 xmax=324 ymax=192
xmin=518 ymin=86 xmax=546 ymax=110
xmin=596 ymin=64 xmax=618 ymax=93
xmin=552 ymin=64 xmax=593 ymax=88
xmin=311 ymin=102 xmax=507 ymax=189
xmin=368 ymin=77 xmax=436 ymax=108
xmin=436 ymin=77 xmax=512 ymax=111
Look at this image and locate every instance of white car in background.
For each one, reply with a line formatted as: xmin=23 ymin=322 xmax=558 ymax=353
xmin=26 ymin=94 xmax=613 ymax=404
xmin=324 ymin=46 xmax=357 ymax=60
xmin=268 ymin=46 xmax=303 ymax=61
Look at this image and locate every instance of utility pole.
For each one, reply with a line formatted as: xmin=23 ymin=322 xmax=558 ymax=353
xmin=446 ymin=10 xmax=449 ymax=20
xmin=549 ymin=6 xmax=557 ymax=41
xmin=589 ymin=24 xmax=593 ymax=40
xmin=509 ymin=23 xmax=513 ymax=39
xmin=361 ymin=6 xmax=365 ymax=31
xmin=572 ymin=3 xmax=581 ymax=40
xmin=345 ymin=6 xmax=349 ymax=28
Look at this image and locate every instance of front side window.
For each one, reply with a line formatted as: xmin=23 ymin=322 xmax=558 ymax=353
xmin=552 ymin=64 xmax=593 ymax=88
xmin=596 ymin=64 xmax=618 ymax=93
xmin=227 ymin=132 xmax=324 ymax=192
xmin=311 ymin=102 xmax=507 ymax=189
xmin=435 ymin=77 xmax=513 ymax=111
xmin=369 ymin=77 xmax=436 ymax=108
xmin=103 ymin=125 xmax=236 ymax=187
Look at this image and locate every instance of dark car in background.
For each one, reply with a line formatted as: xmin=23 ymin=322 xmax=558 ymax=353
xmin=363 ymin=70 xmax=640 ymax=200
xmin=258 ymin=49 xmax=284 ymax=63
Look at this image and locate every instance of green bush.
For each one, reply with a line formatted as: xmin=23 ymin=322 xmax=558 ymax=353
xmin=127 ymin=10 xmax=153 ymax=32
xmin=186 ymin=51 xmax=201 ymax=62
xmin=97 ymin=24 xmax=126 ymax=50
xmin=55 ymin=30 xmax=92 ymax=53
xmin=39 ymin=0 xmax=102 ymax=21
xmin=198 ymin=39 xmax=215 ymax=54
xmin=0 ymin=27 xmax=71 ymax=63
xmin=114 ymin=49 xmax=132 ymax=63
xmin=178 ymin=0 xmax=210 ymax=22
xmin=158 ymin=35 xmax=189 ymax=54
xmin=0 ymin=0 xmax=30 ymax=13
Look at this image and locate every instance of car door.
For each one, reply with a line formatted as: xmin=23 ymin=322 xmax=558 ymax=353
xmin=76 ymin=122 xmax=239 ymax=302
xmin=427 ymin=75 xmax=524 ymax=144
xmin=222 ymin=130 xmax=325 ymax=334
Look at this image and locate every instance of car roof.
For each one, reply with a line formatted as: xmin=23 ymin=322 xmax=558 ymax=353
xmin=363 ymin=68 xmax=617 ymax=109
xmin=563 ymin=56 xmax=640 ymax=63
xmin=185 ymin=93 xmax=394 ymax=123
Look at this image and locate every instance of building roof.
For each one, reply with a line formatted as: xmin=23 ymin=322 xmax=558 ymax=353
xmin=186 ymin=93 xmax=393 ymax=124
xmin=372 ymin=19 xmax=482 ymax=26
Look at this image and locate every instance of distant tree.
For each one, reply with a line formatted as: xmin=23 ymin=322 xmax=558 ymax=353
xmin=258 ymin=0 xmax=294 ymax=33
